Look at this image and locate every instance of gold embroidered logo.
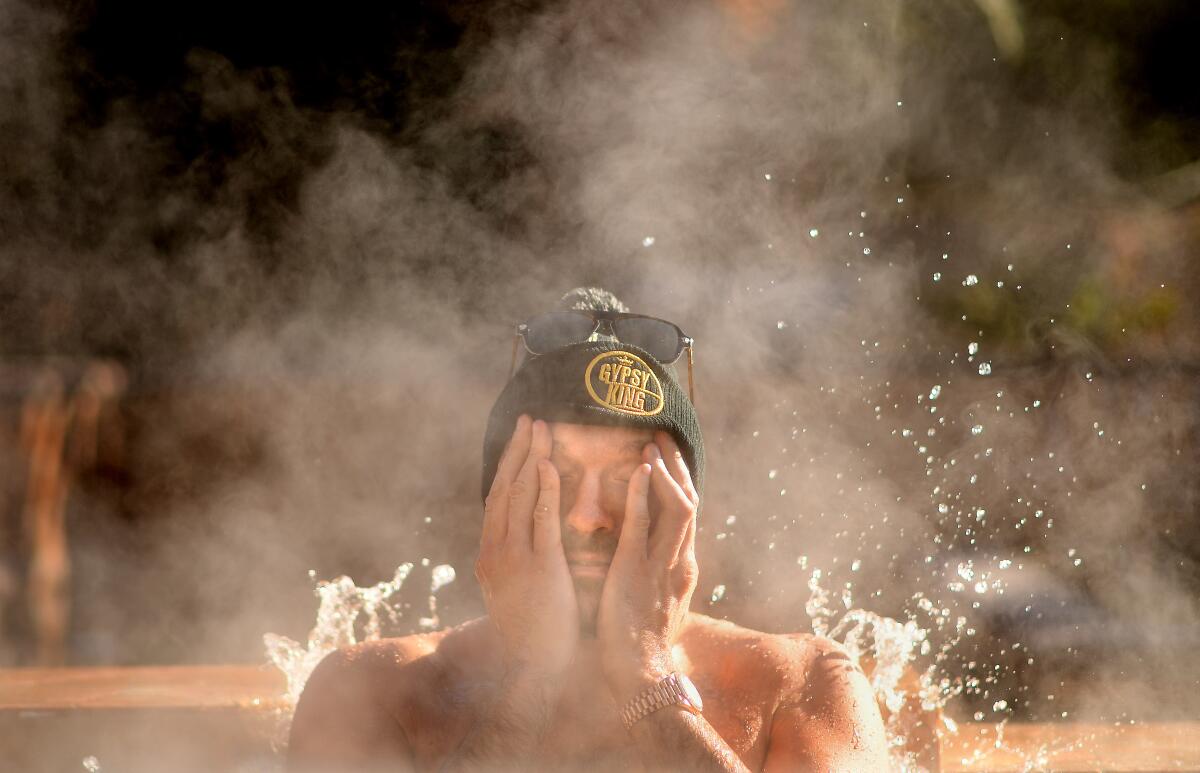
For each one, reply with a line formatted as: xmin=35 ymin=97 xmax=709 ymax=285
xmin=584 ymin=351 xmax=665 ymax=416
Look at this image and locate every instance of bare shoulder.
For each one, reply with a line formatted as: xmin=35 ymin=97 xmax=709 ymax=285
xmin=297 ymin=617 xmax=496 ymax=699
xmin=682 ymin=613 xmax=862 ymax=697
xmin=287 ymin=619 xmax=496 ymax=771
xmin=682 ymin=615 xmax=888 ymax=769
xmin=296 ymin=630 xmax=446 ymax=711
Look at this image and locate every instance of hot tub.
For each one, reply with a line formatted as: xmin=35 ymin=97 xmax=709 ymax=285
xmin=1 ymin=667 xmax=1197 ymax=772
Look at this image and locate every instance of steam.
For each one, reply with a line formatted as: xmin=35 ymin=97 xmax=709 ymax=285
xmin=2 ymin=0 xmax=1197 ymax=744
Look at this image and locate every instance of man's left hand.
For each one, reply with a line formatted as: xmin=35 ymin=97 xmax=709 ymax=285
xmin=596 ymin=430 xmax=700 ymax=704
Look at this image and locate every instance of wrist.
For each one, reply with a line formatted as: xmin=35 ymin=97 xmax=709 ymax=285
xmin=605 ymin=658 xmax=675 ymax=706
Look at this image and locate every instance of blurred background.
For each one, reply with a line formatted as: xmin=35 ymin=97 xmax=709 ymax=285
xmin=1 ymin=0 xmax=1197 ymax=728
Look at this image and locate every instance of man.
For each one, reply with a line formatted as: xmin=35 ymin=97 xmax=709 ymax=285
xmin=287 ymin=289 xmax=889 ymax=771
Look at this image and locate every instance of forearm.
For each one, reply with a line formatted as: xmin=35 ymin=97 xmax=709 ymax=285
xmin=439 ymin=668 xmax=559 ymax=772
xmin=627 ymin=708 xmax=752 ymax=773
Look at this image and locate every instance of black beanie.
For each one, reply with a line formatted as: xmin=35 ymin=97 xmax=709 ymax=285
xmin=481 ymin=341 xmax=704 ymax=502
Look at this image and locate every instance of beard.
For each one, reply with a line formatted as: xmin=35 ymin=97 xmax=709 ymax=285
xmin=574 ymin=576 xmax=603 ymax=638
xmin=562 ymin=529 xmax=619 ymax=638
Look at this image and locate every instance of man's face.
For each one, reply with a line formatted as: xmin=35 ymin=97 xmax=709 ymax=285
xmin=549 ymin=421 xmax=654 ymax=636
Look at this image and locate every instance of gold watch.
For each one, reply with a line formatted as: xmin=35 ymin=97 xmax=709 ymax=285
xmin=619 ymin=672 xmax=704 ymax=730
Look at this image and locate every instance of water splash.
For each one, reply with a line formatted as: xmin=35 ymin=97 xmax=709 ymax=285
xmin=419 ymin=564 xmax=457 ymax=630
xmin=264 ymin=563 xmax=420 ymax=714
xmin=806 ymin=570 xmax=964 ymax=772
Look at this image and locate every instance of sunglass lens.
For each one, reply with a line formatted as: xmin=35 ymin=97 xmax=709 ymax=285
xmin=522 ymin=312 xmax=597 ymax=354
xmin=611 ymin=317 xmax=682 ymax=362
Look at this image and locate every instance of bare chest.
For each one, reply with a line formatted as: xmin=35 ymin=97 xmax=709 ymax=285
xmin=399 ymin=675 xmax=773 ymax=771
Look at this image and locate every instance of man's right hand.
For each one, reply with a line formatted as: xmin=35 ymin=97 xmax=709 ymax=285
xmin=475 ymin=415 xmax=578 ymax=678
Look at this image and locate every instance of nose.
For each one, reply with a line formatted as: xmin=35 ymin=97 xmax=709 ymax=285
xmin=563 ymin=473 xmax=615 ymax=536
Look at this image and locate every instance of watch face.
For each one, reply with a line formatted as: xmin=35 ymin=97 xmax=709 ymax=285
xmin=677 ymin=673 xmax=704 ymax=713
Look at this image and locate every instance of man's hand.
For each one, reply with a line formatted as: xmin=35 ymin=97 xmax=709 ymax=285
xmin=596 ymin=430 xmax=700 ymax=703
xmin=444 ymin=417 xmax=578 ymax=770
xmin=475 ymin=415 xmax=578 ymax=677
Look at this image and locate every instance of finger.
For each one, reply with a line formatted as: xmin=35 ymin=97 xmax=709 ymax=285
xmin=532 ymin=459 xmax=562 ymax=554
xmin=676 ymin=509 xmax=696 ymax=563
xmin=655 ymin=431 xmax=699 ymax=506
xmin=507 ymin=418 xmax=552 ymax=550
xmin=647 ymin=446 xmax=693 ymax=560
xmin=496 ymin=415 xmax=534 ymax=489
xmin=616 ymin=462 xmax=652 ymax=561
xmin=483 ymin=415 xmax=531 ymax=544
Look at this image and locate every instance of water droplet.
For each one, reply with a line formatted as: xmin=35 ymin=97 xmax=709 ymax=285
xmin=764 ymin=173 xmax=772 ymax=181
xmin=767 ymin=469 xmax=778 ymax=480
xmin=993 ymin=699 xmax=1008 ymax=712
xmin=932 ymin=272 xmax=942 ymax=281
xmin=82 ymin=758 xmax=101 ymax=773
xmin=725 ymin=514 xmax=737 ymax=525
xmin=863 ymin=247 xmax=872 ymax=255
xmin=776 ymin=320 xmax=787 ymax=329
xmin=937 ymin=504 xmax=949 ymax=514
xmin=430 ymin=564 xmax=456 ymax=593
xmin=967 ymin=342 xmax=979 ymax=355
xmin=642 ymin=236 xmax=656 ymax=247
xmin=978 ymin=362 xmax=992 ymax=376
xmin=711 ymin=585 xmax=726 ymax=603
xmin=963 ymin=274 xmax=979 ymax=286
xmin=928 ymin=385 xmax=942 ymax=400
xmin=971 ymin=424 xmax=984 ymax=435
xmin=851 ymin=559 xmax=862 ymax=572
xmin=999 ymin=560 xmax=1012 ymax=569
xmin=808 ymin=228 xmax=819 ymax=238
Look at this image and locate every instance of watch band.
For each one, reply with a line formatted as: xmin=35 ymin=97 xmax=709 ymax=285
xmin=619 ymin=672 xmax=702 ymax=730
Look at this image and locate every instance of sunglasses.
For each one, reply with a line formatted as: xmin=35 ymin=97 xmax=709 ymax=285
xmin=509 ymin=310 xmax=696 ymax=402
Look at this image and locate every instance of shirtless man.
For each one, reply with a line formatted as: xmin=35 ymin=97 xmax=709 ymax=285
xmin=287 ymin=291 xmax=889 ymax=772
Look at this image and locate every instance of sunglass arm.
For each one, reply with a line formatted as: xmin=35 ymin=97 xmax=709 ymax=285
xmin=686 ymin=345 xmax=696 ymax=405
